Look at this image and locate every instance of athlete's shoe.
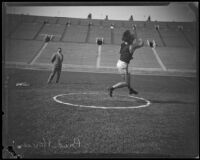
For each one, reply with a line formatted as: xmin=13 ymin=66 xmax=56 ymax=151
xmin=108 ymin=87 xmax=114 ymax=97
xmin=129 ymin=88 xmax=138 ymax=95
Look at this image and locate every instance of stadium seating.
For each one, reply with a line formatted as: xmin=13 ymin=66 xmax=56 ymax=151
xmin=144 ymin=21 xmax=155 ymax=29
xmin=80 ymin=19 xmax=91 ymax=26
xmin=35 ymin=16 xmax=58 ymax=24
xmin=111 ymin=20 xmax=124 ymax=28
xmin=35 ymin=24 xmax=66 ymax=41
xmin=159 ymin=28 xmax=191 ymax=47
xmin=5 ymin=14 xmax=196 ymax=48
xmin=11 ymin=23 xmax=43 ymax=40
xmin=113 ymin=27 xmax=127 ymax=45
xmin=5 ymin=14 xmax=196 ymax=76
xmin=37 ymin=42 xmax=97 ymax=66
xmin=123 ymin=21 xmax=134 ymax=28
xmin=21 ymin=15 xmax=37 ymax=23
xmin=5 ymin=39 xmax=43 ymax=63
xmin=57 ymin=17 xmax=71 ymax=25
xmin=62 ymin=25 xmax=88 ymax=42
xmin=136 ymin=28 xmax=163 ymax=46
xmin=182 ymin=30 xmax=196 ymax=47
xmin=67 ymin=18 xmax=80 ymax=25
xmin=133 ymin=21 xmax=145 ymax=28
xmin=5 ymin=14 xmax=22 ymax=37
xmin=87 ymin=26 xmax=111 ymax=44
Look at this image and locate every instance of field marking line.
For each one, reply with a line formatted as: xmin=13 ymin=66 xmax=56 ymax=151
xmin=5 ymin=61 xmax=196 ymax=73
xmin=30 ymin=42 xmax=49 ymax=65
xmin=151 ymin=48 xmax=167 ymax=71
xmin=53 ymin=92 xmax=151 ymax=109
xmin=96 ymin=45 xmax=102 ymax=68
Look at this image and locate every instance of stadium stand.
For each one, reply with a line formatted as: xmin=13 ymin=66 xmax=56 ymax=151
xmin=61 ymin=25 xmax=88 ymax=42
xmin=123 ymin=21 xmax=134 ymax=28
xmin=167 ymin=22 xmax=183 ymax=29
xmin=5 ymin=39 xmax=43 ymax=63
xmin=5 ymin=14 xmax=196 ymax=48
xmin=144 ymin=21 xmax=155 ymax=29
xmin=182 ymin=30 xmax=196 ymax=47
xmin=102 ymin=20 xmax=115 ymax=27
xmin=21 ymin=15 xmax=37 ymax=23
xmin=36 ymin=42 xmax=97 ymax=66
xmin=91 ymin=19 xmax=102 ymax=26
xmin=35 ymin=24 xmax=65 ymax=41
xmin=159 ymin=28 xmax=191 ymax=47
xmin=5 ymin=14 xmax=22 ymax=37
xmin=57 ymin=17 xmax=71 ymax=25
xmin=11 ymin=23 xmax=43 ymax=40
xmin=67 ymin=18 xmax=80 ymax=25
xmin=87 ymin=25 xmax=111 ymax=44
xmin=111 ymin=20 xmax=124 ymax=28
xmin=35 ymin=16 xmax=58 ymax=24
xmin=113 ymin=27 xmax=126 ymax=45
xmin=80 ymin=19 xmax=92 ymax=26
xmin=133 ymin=21 xmax=145 ymax=28
xmin=136 ymin=28 xmax=163 ymax=47
xmin=154 ymin=21 xmax=169 ymax=29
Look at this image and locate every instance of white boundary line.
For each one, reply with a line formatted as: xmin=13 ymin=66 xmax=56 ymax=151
xmin=30 ymin=42 xmax=48 ymax=65
xmin=96 ymin=45 xmax=102 ymax=68
xmin=152 ymin=48 xmax=167 ymax=71
xmin=53 ymin=92 xmax=151 ymax=109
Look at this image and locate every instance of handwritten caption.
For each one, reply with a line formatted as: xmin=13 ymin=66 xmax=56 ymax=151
xmin=17 ymin=137 xmax=81 ymax=150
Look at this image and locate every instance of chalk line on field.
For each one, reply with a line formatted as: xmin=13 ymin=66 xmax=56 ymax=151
xmin=53 ymin=92 xmax=151 ymax=109
xmin=30 ymin=42 xmax=49 ymax=65
xmin=152 ymin=48 xmax=167 ymax=71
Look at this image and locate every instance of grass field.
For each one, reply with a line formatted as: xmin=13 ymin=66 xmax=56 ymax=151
xmin=3 ymin=68 xmax=198 ymax=158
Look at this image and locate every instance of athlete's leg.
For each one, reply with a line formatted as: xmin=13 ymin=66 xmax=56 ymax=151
xmin=56 ymin=68 xmax=61 ymax=83
xmin=125 ymin=69 xmax=138 ymax=94
xmin=109 ymin=60 xmax=128 ymax=97
xmin=47 ymin=67 xmax=56 ymax=84
xmin=112 ymin=69 xmax=128 ymax=89
xmin=109 ymin=69 xmax=128 ymax=97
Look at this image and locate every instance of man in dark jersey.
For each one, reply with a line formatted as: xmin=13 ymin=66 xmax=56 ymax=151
xmin=47 ymin=48 xmax=63 ymax=84
xmin=108 ymin=30 xmax=144 ymax=97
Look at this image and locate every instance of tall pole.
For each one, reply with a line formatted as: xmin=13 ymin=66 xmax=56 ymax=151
xmin=96 ymin=38 xmax=103 ymax=68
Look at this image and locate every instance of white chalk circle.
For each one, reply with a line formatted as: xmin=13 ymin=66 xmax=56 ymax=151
xmin=53 ymin=93 xmax=151 ymax=109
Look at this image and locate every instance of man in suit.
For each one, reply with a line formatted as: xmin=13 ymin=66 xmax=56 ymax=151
xmin=47 ymin=48 xmax=63 ymax=84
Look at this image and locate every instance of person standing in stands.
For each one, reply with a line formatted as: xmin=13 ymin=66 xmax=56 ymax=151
xmin=108 ymin=30 xmax=144 ymax=97
xmin=47 ymin=48 xmax=63 ymax=84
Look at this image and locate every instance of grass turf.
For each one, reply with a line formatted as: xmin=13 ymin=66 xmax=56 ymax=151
xmin=3 ymin=68 xmax=198 ymax=158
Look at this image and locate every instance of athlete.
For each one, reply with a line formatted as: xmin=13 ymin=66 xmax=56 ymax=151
xmin=108 ymin=30 xmax=144 ymax=97
xmin=47 ymin=48 xmax=63 ymax=84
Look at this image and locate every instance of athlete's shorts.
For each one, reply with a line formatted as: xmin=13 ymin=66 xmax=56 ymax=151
xmin=116 ymin=59 xmax=128 ymax=74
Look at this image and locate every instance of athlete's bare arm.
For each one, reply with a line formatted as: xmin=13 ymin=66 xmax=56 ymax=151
xmin=51 ymin=53 xmax=56 ymax=63
xmin=129 ymin=38 xmax=144 ymax=54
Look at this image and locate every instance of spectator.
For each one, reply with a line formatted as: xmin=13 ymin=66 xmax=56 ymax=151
xmin=147 ymin=16 xmax=151 ymax=22
xmin=105 ymin=15 xmax=108 ymax=20
xmin=45 ymin=35 xmax=51 ymax=42
xmin=66 ymin=21 xmax=71 ymax=27
xmin=88 ymin=13 xmax=92 ymax=19
xmin=129 ymin=15 xmax=133 ymax=21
